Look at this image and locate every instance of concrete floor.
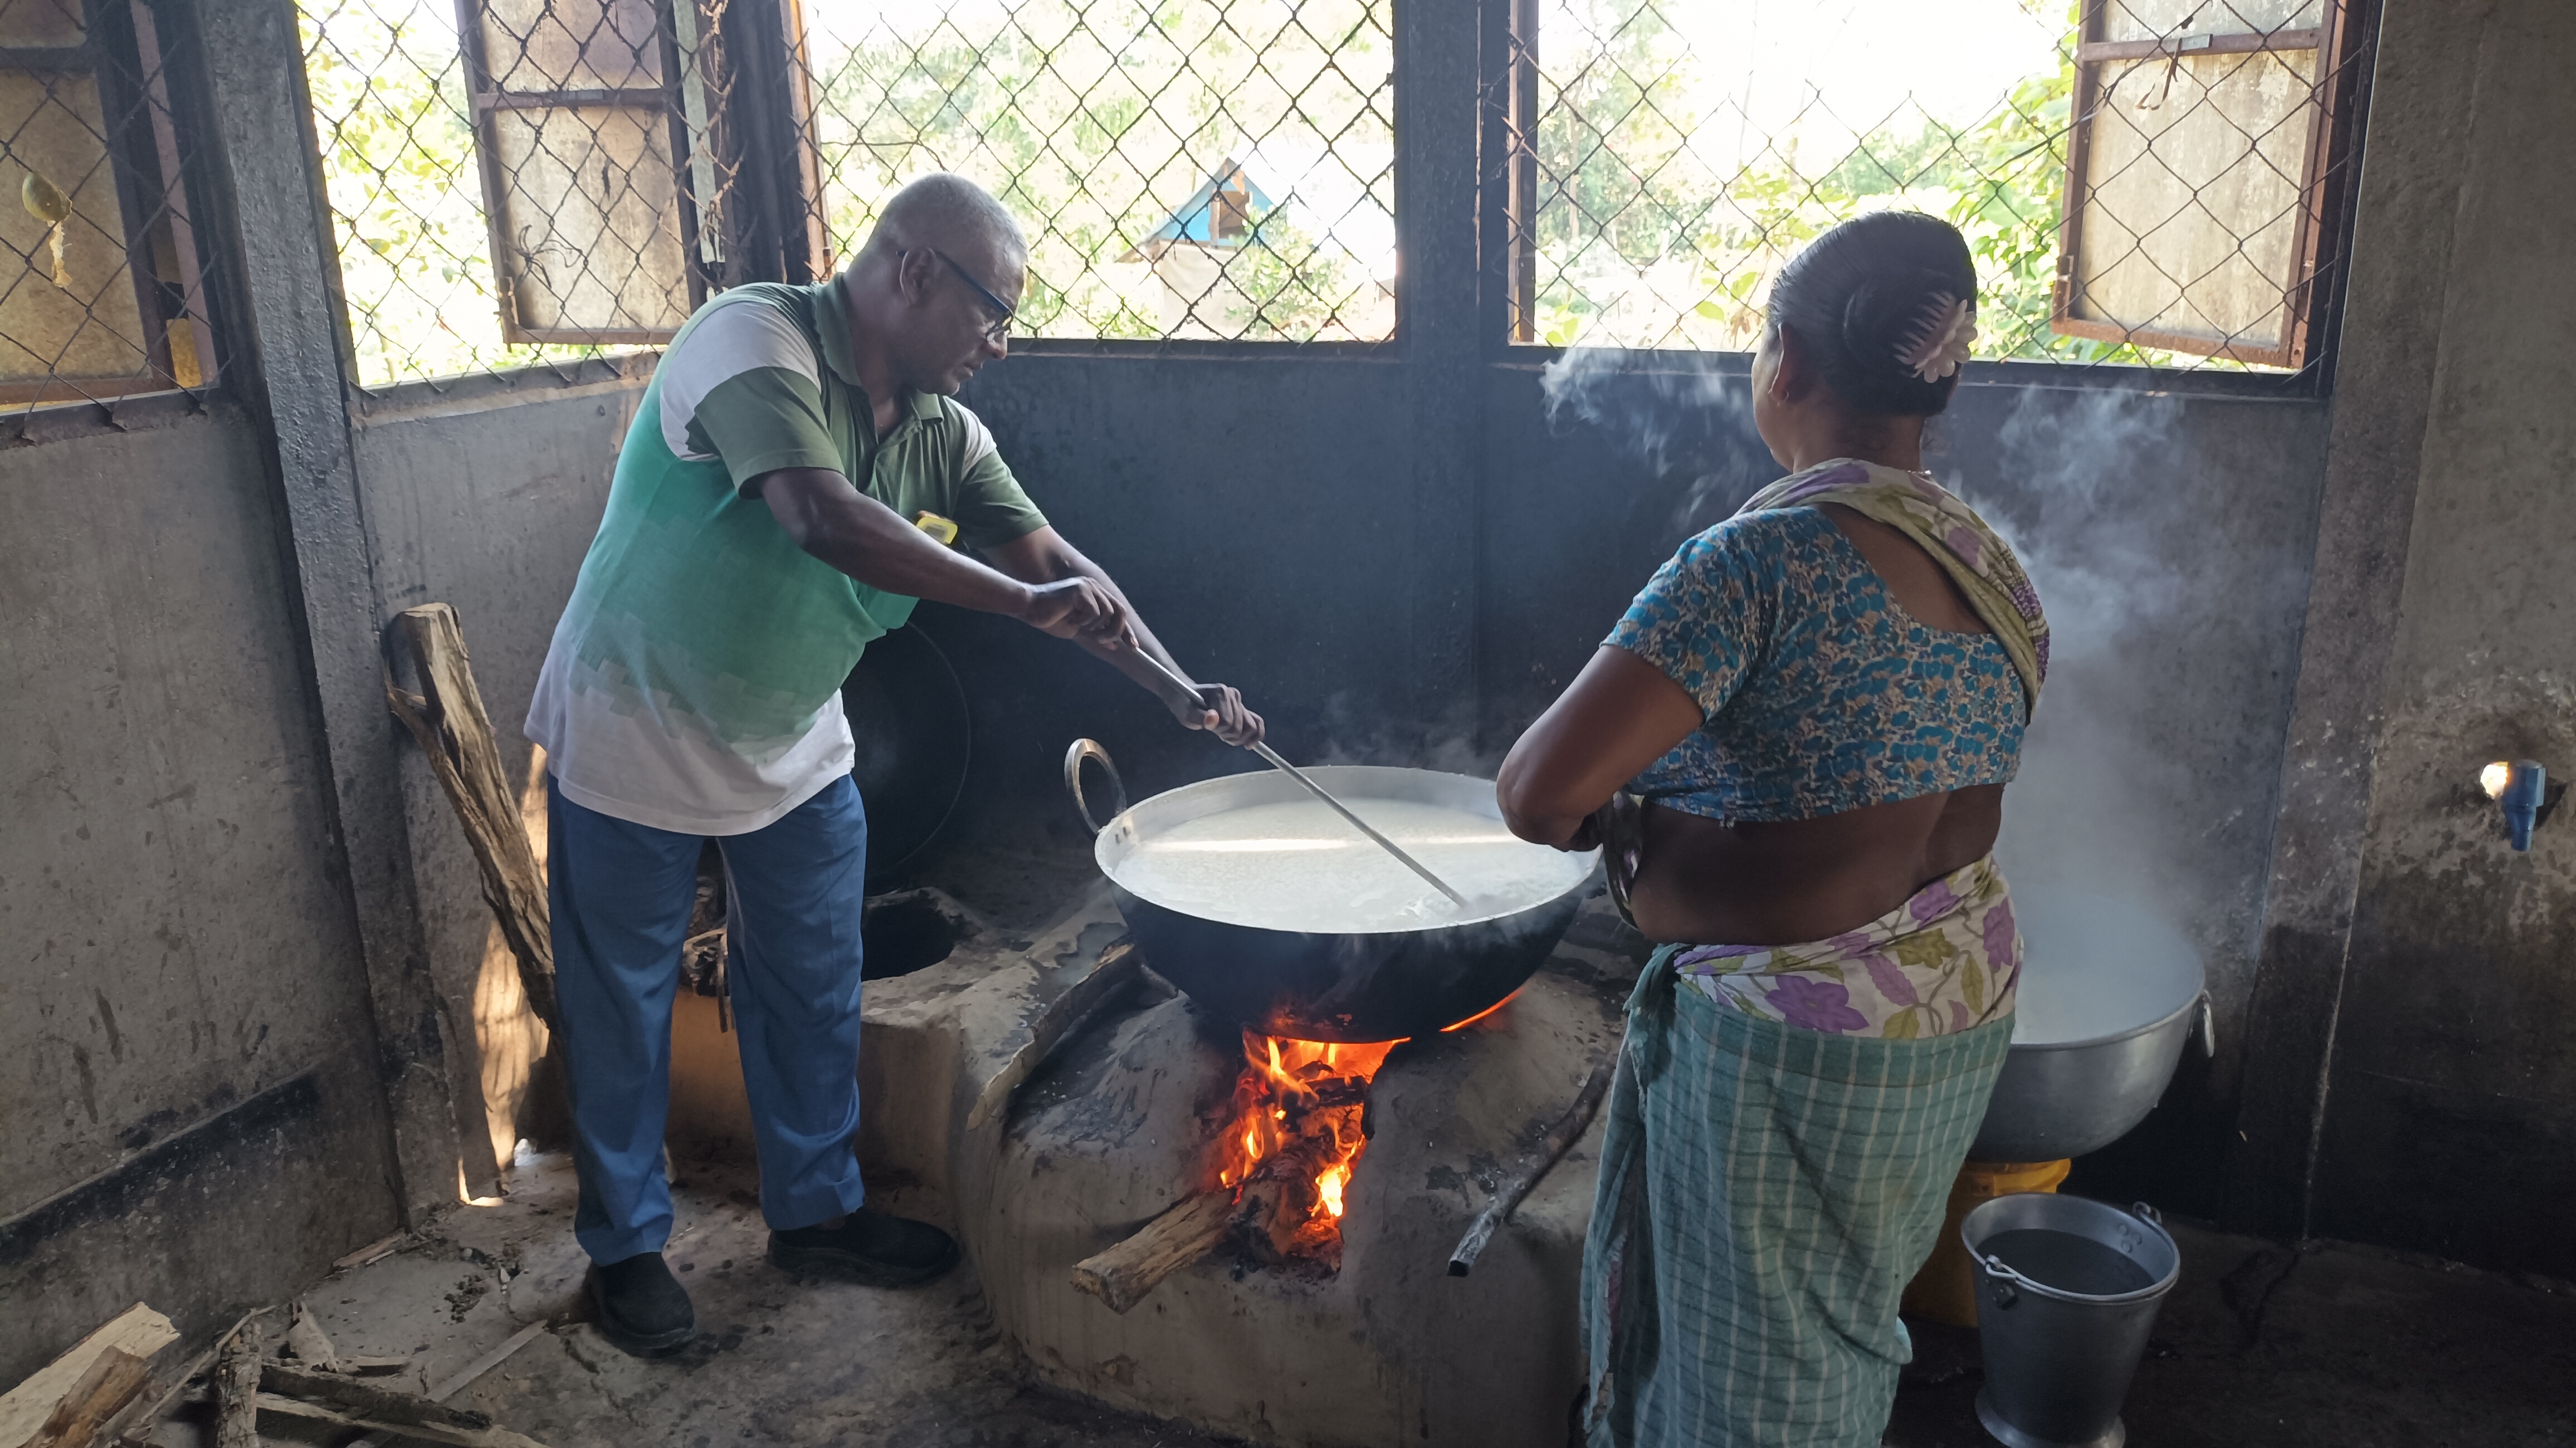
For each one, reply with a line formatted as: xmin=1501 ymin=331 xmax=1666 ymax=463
xmin=274 ymin=1151 xmax=1240 ymax=1448
xmin=1889 ymin=1221 xmax=2575 ymax=1448
xmin=200 ymin=1142 xmax=2570 ymax=1448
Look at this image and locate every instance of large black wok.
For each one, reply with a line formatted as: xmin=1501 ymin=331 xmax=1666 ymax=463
xmin=1066 ymin=740 xmax=1599 ymax=1042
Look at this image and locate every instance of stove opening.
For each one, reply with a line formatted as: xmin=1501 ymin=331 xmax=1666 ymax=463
xmin=860 ymin=893 xmax=958 ymax=979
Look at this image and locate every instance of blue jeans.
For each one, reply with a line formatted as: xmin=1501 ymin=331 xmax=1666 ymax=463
xmin=547 ymin=775 xmax=869 ymax=1264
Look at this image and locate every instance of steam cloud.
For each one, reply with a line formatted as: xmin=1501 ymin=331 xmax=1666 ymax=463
xmin=1531 ymin=348 xmax=2224 ymax=935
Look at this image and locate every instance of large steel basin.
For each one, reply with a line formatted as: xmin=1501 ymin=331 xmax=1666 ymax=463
xmin=1070 ymin=742 xmax=1599 ymax=1041
xmin=1971 ymin=892 xmax=2214 ymax=1162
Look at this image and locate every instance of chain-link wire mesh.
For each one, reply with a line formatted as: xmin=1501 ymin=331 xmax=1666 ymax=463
xmin=1502 ymin=0 xmax=2360 ymax=369
xmin=788 ymin=0 xmax=1396 ymax=343
xmin=297 ymin=0 xmax=1395 ymax=389
xmin=0 ymin=0 xmax=221 ymax=414
xmin=300 ymin=0 xmax=713 ymax=389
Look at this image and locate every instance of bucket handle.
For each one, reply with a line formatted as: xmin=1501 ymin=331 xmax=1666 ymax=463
xmin=2133 ymin=1201 xmax=2163 ymax=1227
xmin=2197 ymin=995 xmax=2217 ymax=1059
xmin=1979 ymin=1253 xmax=2027 ymax=1311
xmin=1064 ymin=738 xmax=1128 ymax=836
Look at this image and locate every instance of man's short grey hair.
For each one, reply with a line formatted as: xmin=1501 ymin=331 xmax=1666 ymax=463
xmin=870 ymin=173 xmax=1027 ymax=261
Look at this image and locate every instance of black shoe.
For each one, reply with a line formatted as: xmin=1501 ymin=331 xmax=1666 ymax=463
xmin=768 ymin=1209 xmax=960 ymax=1288
xmin=585 ymin=1251 xmax=697 ymax=1357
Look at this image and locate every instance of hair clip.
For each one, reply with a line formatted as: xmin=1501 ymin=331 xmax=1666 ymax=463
xmin=1896 ymin=293 xmax=1976 ymax=383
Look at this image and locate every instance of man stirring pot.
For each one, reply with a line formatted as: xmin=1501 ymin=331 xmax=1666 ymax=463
xmin=525 ymin=174 xmax=1262 ymax=1356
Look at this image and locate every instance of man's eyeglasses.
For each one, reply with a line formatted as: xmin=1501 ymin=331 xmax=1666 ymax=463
xmin=922 ymin=248 xmax=1014 ymax=343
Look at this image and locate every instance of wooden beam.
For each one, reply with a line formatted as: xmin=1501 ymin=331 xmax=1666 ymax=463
xmin=2075 ymin=27 xmax=2320 ymax=63
xmin=387 ymin=603 xmax=558 ymax=1028
xmin=252 ymin=1394 xmax=550 ymax=1448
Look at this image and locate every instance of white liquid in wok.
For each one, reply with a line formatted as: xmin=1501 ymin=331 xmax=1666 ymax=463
xmin=1111 ymin=798 xmax=1593 ymax=933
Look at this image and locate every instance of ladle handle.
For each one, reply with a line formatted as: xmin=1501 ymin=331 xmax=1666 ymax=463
xmin=1120 ymin=649 xmax=1471 ymax=908
xmin=1064 ymin=738 xmax=1128 ymax=836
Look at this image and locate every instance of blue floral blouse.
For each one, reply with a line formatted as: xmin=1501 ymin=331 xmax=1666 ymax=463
xmin=1608 ymin=506 xmax=2027 ymax=821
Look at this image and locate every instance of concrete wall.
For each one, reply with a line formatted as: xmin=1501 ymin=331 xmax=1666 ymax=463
xmin=0 ymin=408 xmax=401 ymax=1382
xmin=2300 ymin=0 xmax=2576 ymax=1273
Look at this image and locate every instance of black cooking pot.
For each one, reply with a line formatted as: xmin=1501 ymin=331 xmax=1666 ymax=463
xmin=1066 ymin=740 xmax=1599 ymax=1041
xmin=842 ymin=624 xmax=971 ymax=890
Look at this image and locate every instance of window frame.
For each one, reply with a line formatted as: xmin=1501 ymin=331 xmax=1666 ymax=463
xmin=2051 ymin=0 xmax=2362 ymax=369
xmin=450 ymin=0 xmax=714 ymax=346
xmin=0 ymin=0 xmax=218 ymax=407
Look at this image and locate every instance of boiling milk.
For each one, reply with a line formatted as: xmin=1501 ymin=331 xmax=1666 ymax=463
xmin=1110 ymin=798 xmax=1592 ymax=933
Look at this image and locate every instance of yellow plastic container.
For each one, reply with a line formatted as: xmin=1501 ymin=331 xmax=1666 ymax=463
xmin=1902 ymin=1157 xmax=2072 ymax=1327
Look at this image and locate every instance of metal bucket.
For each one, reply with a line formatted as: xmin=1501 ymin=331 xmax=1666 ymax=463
xmin=1964 ymin=1193 xmax=2179 ymax=1448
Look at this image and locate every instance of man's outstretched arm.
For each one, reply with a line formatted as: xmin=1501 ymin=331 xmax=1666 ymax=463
xmin=751 ymin=467 xmax=1130 ymax=643
xmin=985 ymin=526 xmax=1265 ymax=746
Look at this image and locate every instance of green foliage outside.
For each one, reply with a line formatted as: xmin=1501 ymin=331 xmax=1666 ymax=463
xmin=300 ymin=0 xmax=2238 ymax=383
xmin=803 ymin=0 xmax=1394 ymax=341
xmin=1525 ymin=0 xmax=2233 ymax=366
xmin=300 ymin=0 xmax=623 ymax=385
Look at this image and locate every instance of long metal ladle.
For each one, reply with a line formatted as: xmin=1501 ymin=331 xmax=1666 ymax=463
xmin=1125 ymin=648 xmax=1470 ymax=909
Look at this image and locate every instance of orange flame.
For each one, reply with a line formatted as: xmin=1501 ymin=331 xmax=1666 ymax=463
xmin=1208 ymin=1031 xmax=1398 ymax=1250
xmin=1207 ymin=991 xmax=1523 ymax=1257
xmin=1439 ymin=987 xmax=1523 ymax=1033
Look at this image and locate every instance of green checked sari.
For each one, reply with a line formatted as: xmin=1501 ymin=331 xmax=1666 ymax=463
xmin=1580 ymin=879 xmax=2017 ymax=1447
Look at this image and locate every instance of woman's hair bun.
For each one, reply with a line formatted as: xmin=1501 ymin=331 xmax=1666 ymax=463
xmin=1768 ymin=212 xmax=1978 ymax=417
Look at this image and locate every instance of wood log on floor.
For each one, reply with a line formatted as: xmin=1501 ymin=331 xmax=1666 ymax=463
xmin=1069 ymin=1177 xmax=1289 ymax=1314
xmin=0 ymin=1303 xmax=179 ymax=1448
xmin=252 ymin=1394 xmax=549 ymax=1448
xmin=259 ymin=1362 xmax=492 ymax=1431
xmin=386 ymin=602 xmax=557 ymax=1027
xmin=23 ymin=1347 xmax=149 ymax=1448
xmin=214 ymin=1326 xmax=264 ymax=1448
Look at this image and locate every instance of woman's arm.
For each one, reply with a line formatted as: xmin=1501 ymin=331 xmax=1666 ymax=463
xmin=1496 ymin=647 xmax=1704 ymax=848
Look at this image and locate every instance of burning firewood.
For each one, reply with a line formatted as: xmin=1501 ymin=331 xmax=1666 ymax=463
xmin=1070 ymin=1188 xmax=1263 ymax=1313
xmin=1069 ymin=1028 xmax=1404 ymax=1312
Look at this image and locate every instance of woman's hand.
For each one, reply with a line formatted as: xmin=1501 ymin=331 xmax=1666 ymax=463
xmin=1497 ymin=647 xmax=1703 ymax=849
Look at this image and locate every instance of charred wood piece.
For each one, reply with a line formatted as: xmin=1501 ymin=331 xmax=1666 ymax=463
xmin=1069 ymin=1177 xmax=1295 ymax=1314
xmin=259 ymin=1362 xmax=492 ymax=1431
xmin=213 ymin=1322 xmax=265 ymax=1448
xmin=1447 ymin=1059 xmax=1614 ymax=1276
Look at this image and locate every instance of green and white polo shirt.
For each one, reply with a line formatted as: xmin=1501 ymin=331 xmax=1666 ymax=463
xmin=526 ymin=274 xmax=1046 ymax=835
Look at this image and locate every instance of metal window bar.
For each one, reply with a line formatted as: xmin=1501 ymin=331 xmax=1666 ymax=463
xmin=0 ymin=0 xmax=223 ymax=415
xmin=1493 ymin=0 xmax=2369 ymax=371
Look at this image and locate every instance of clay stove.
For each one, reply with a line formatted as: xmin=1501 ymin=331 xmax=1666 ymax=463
xmin=849 ymin=884 xmax=1648 ymax=1447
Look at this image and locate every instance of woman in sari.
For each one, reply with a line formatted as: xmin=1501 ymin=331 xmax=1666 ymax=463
xmin=1496 ymin=211 xmax=2048 ymax=1448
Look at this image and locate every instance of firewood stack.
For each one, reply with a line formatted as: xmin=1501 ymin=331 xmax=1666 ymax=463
xmin=1 ymin=1299 xmax=553 ymax=1448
